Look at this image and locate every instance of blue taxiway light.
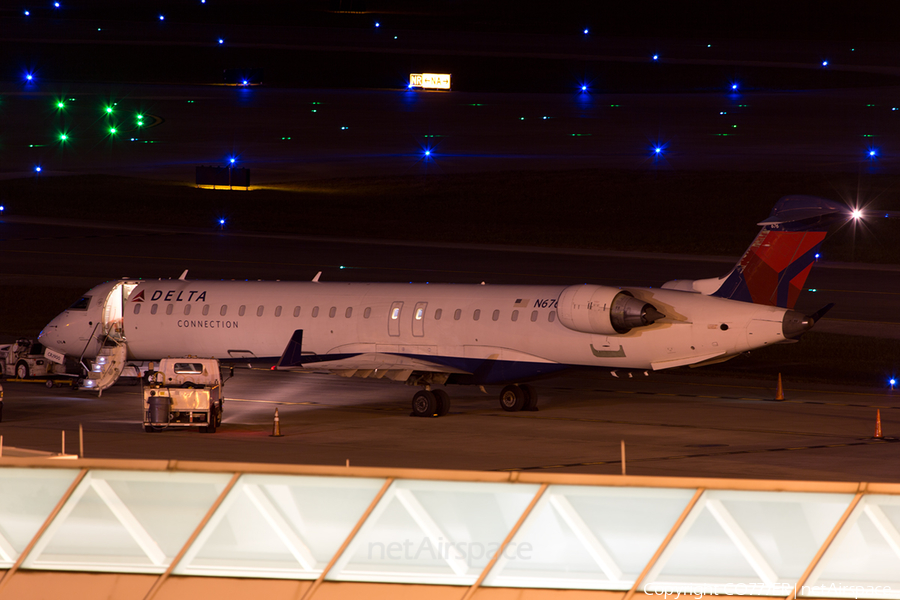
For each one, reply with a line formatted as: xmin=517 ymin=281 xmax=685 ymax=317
xmin=218 ymin=39 xmax=224 ymax=44
xmin=581 ymin=85 xmax=587 ymax=92
xmin=583 ymin=28 xmax=589 ymax=34
xmin=35 ymin=166 xmax=42 ymax=173
xmin=159 ymin=14 xmax=165 ymax=20
xmin=822 ymin=60 xmax=829 ymax=67
xmin=54 ymin=1 xmax=60 ymax=7
xmin=652 ymin=54 xmax=658 ymax=60
xmin=0 ymin=206 xmax=4 ymax=212
xmin=24 ymin=10 xmax=30 ymax=15
xmin=731 ymin=83 xmax=738 ymax=91
xmin=375 ymin=22 xmax=380 ymax=27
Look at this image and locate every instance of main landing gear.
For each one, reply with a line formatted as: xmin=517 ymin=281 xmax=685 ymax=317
xmin=411 ymin=389 xmax=451 ymax=418
xmin=409 ymin=384 xmax=538 ymax=417
xmin=499 ymin=384 xmax=538 ymax=412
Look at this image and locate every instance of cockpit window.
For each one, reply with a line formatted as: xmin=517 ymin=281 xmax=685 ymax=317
xmin=69 ymin=296 xmax=91 ymax=310
xmin=173 ymin=363 xmax=204 ymax=374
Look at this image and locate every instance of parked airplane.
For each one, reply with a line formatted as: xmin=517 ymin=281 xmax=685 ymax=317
xmin=38 ymin=195 xmax=850 ymax=417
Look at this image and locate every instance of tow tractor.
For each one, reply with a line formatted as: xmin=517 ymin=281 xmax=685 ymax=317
xmin=0 ymin=339 xmax=68 ymax=382
xmin=143 ymin=358 xmax=229 ymax=433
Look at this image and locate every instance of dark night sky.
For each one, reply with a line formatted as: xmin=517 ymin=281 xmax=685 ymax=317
xmin=3 ymin=0 xmax=896 ymax=42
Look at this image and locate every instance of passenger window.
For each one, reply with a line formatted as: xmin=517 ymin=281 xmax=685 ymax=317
xmin=257 ymin=305 xmax=265 ymax=317
xmin=434 ymin=308 xmax=442 ymax=320
xmin=312 ymin=306 xmax=319 ymax=317
xmin=293 ymin=306 xmax=301 ymax=317
xmin=364 ymin=307 xmax=371 ymax=318
xmin=531 ymin=310 xmax=538 ymax=322
xmin=239 ymin=305 xmax=246 ymax=316
xmin=345 ymin=307 xmax=353 ymax=318
xmin=473 ymin=309 xmax=481 ymax=321
xmin=220 ymin=305 xmax=227 ymax=316
xmin=454 ymin=309 xmax=461 ymax=320
xmin=549 ymin=311 xmax=556 ymax=323
xmin=202 ymin=304 xmax=210 ymax=316
xmin=329 ymin=307 xmax=337 ymax=318
xmin=511 ymin=310 xmax=518 ymax=322
xmin=492 ymin=309 xmax=500 ymax=321
xmin=151 ymin=304 xmax=158 ymax=315
xmin=134 ymin=304 xmax=141 ymax=315
xmin=415 ymin=307 xmax=424 ymax=320
xmin=184 ymin=304 xmax=191 ymax=316
xmin=275 ymin=306 xmax=282 ymax=317
xmin=391 ymin=307 xmax=400 ymax=320
xmin=166 ymin=304 xmax=174 ymax=316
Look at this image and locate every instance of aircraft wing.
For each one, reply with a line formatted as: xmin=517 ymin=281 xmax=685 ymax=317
xmin=274 ymin=330 xmax=471 ymax=380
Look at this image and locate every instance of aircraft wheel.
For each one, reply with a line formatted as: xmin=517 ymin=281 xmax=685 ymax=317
xmin=499 ymin=384 xmax=525 ymax=412
xmin=521 ymin=384 xmax=539 ymax=411
xmin=46 ymin=379 xmax=55 ymax=389
xmin=16 ymin=362 xmax=29 ymax=380
xmin=411 ymin=390 xmax=438 ymax=417
xmin=216 ymin=402 xmax=223 ymax=426
xmin=434 ymin=389 xmax=451 ymax=417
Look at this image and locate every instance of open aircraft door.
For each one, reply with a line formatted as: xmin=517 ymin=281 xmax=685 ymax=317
xmin=81 ymin=280 xmax=139 ymax=394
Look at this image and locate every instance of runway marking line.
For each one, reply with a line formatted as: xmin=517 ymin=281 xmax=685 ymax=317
xmin=499 ymin=438 xmax=898 ymax=472
xmin=551 ymin=386 xmax=900 ymax=411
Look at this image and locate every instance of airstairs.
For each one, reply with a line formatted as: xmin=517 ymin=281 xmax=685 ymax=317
xmin=81 ymin=338 xmax=127 ymax=394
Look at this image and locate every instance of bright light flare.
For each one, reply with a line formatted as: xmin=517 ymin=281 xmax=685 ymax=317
xmin=851 ymin=208 xmax=864 ymax=220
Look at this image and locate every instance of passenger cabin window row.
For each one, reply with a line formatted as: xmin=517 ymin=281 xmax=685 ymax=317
xmin=133 ymin=301 xmax=558 ymax=323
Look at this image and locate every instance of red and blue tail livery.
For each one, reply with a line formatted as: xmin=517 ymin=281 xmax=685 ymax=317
xmin=666 ymin=196 xmax=849 ymax=309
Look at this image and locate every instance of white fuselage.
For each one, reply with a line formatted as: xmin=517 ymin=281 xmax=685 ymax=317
xmin=39 ymin=278 xmax=793 ymax=384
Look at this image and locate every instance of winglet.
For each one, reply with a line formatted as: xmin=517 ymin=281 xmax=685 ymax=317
xmin=312 ymin=271 xmax=322 ymax=283
xmin=275 ymin=330 xmax=304 ymax=369
xmin=179 ymin=269 xmax=189 ymax=281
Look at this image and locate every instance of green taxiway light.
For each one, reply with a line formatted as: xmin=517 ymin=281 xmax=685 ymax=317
xmin=59 ymin=133 xmax=68 ymax=141
xmin=109 ymin=127 xmax=117 ymax=135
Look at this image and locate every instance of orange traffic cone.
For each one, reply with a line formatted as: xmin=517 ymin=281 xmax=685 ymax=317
xmin=775 ymin=373 xmax=785 ymax=401
xmin=874 ymin=409 xmax=883 ymax=439
xmin=270 ymin=408 xmax=284 ymax=437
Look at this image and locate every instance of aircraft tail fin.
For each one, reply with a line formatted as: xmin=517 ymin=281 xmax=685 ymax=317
xmin=663 ymin=195 xmax=849 ymax=309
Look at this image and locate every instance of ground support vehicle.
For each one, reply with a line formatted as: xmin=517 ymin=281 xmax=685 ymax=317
xmin=142 ymin=358 xmax=225 ymax=433
xmin=0 ymin=340 xmax=66 ymax=380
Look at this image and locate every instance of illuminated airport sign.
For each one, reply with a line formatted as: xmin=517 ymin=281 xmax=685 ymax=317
xmin=409 ymin=73 xmax=451 ymax=90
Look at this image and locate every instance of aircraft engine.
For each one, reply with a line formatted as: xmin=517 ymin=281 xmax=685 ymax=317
xmin=557 ymin=285 xmax=665 ymax=335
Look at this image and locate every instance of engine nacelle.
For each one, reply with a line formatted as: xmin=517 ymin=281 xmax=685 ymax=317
xmin=557 ymin=285 xmax=664 ymax=335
